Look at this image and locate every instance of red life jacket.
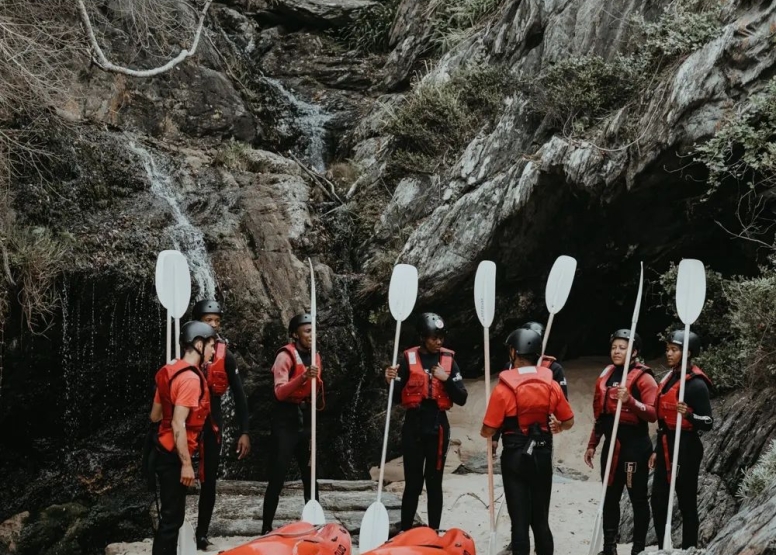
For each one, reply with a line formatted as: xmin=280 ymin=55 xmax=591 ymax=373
xmin=204 ymin=341 xmax=229 ymax=396
xmin=401 ymin=347 xmax=454 ymax=411
xmin=498 ymin=366 xmax=554 ymax=434
xmin=539 ymin=355 xmax=555 ymax=369
xmin=276 ymin=343 xmax=323 ymax=404
xmin=656 ymin=366 xmax=712 ymax=431
xmin=593 ymin=363 xmax=652 ymax=426
xmin=155 ymin=359 xmax=211 ymax=455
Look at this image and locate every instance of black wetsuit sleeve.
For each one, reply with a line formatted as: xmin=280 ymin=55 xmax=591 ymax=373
xmin=551 ymin=361 xmax=569 ymax=400
xmin=685 ymin=378 xmax=713 ymax=432
xmin=226 ymin=349 xmax=250 ymax=434
xmin=391 ymin=356 xmax=410 ymax=405
xmin=444 ymin=359 xmax=468 ymax=406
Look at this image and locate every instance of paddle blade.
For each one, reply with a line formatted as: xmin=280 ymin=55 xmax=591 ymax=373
xmin=177 ymin=520 xmax=196 ymax=555
xmin=359 ymin=501 xmax=389 ymax=553
xmin=388 ymin=264 xmax=418 ymax=322
xmin=493 ymin=498 xmax=510 ymax=551
xmin=302 ymin=500 xmax=325 ymax=526
xmin=545 ymin=255 xmax=577 ymax=314
xmin=155 ymin=251 xmax=173 ymax=308
xmin=488 ymin=531 xmax=499 ymax=555
xmin=676 ymin=259 xmax=706 ymax=325
xmin=588 ymin=513 xmax=603 ymax=555
xmin=166 ymin=251 xmax=191 ymax=319
xmin=474 ymin=261 xmax=497 ymax=328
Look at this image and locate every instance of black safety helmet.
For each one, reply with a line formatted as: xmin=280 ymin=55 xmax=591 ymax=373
xmin=610 ymin=329 xmax=641 ymax=352
xmin=520 ymin=321 xmax=546 ymax=337
xmin=192 ymin=299 xmax=223 ymax=320
xmin=418 ymin=312 xmax=446 ymax=338
xmin=180 ymin=321 xmax=217 ymax=350
xmin=504 ymin=328 xmax=542 ymax=356
xmin=667 ymin=330 xmax=702 ymax=357
xmin=288 ymin=313 xmax=313 ymax=337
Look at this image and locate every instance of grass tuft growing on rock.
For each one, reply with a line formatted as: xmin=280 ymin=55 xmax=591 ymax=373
xmin=738 ymin=439 xmax=776 ymax=502
xmin=213 ymin=140 xmax=252 ymax=172
xmin=384 ymin=66 xmax=514 ymax=173
xmin=333 ymin=0 xmax=399 ymax=54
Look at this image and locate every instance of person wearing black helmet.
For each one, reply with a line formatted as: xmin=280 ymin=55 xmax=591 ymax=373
xmin=190 ymin=300 xmax=251 ymax=550
xmin=481 ymin=328 xmax=574 ymax=555
xmin=650 ymin=330 xmax=713 ymax=549
xmin=384 ymin=312 xmax=468 ymax=531
xmin=261 ymin=313 xmax=322 ymax=534
xmin=519 ymin=321 xmax=568 ymax=399
xmin=149 ymin=321 xmax=217 ymax=555
xmin=584 ymin=329 xmax=658 ymax=555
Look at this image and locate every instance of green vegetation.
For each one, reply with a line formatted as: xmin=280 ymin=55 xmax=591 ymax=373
xmin=334 ymin=0 xmax=399 ymax=54
xmin=427 ymin=0 xmax=505 ymax=52
xmin=695 ymin=78 xmax=776 ymax=196
xmin=384 ymin=66 xmax=514 ymax=173
xmin=655 ymin=262 xmax=776 ymax=393
xmin=738 ymin=439 xmax=776 ymax=502
xmin=213 ymin=139 xmax=253 ymax=172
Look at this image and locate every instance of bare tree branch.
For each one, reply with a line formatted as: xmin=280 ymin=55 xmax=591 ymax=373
xmin=76 ymin=0 xmax=213 ymax=77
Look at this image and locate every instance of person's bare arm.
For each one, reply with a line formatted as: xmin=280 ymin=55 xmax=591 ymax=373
xmin=150 ymin=402 xmax=162 ymax=423
xmin=171 ymin=405 xmax=195 ymax=486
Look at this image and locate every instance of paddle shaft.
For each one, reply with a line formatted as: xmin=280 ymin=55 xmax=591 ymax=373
xmin=484 ymin=326 xmax=495 ymax=530
xmin=311 ymin=323 xmax=317 ymax=498
xmin=166 ymin=310 xmax=172 ymax=363
xmin=175 ymin=317 xmax=181 ymax=359
xmin=541 ymin=313 xmax=555 ymax=360
xmin=663 ymin=323 xmax=691 ymax=547
xmin=377 ymin=320 xmax=402 ymax=502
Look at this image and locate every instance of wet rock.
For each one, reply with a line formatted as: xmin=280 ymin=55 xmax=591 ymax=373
xmin=0 ymin=512 xmax=28 ymax=554
xmin=268 ymin=0 xmax=379 ymax=27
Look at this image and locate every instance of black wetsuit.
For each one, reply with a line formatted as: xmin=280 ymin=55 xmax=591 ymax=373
xmin=391 ymin=349 xmax=468 ymax=530
xmin=197 ymin=345 xmax=250 ymax=540
xmin=591 ymin=366 xmax=656 ymax=555
xmin=651 ymin=368 xmax=713 ymax=549
xmin=261 ymin=347 xmax=319 ymax=534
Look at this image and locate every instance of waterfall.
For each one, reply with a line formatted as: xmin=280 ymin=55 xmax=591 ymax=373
xmin=262 ymin=77 xmax=333 ymax=172
xmin=128 ymin=141 xmax=217 ymax=300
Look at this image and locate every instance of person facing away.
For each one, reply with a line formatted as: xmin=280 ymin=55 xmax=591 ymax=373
xmin=491 ymin=320 xmax=570 ymax=454
xmin=650 ymin=330 xmax=713 ymax=549
xmin=260 ymin=313 xmax=322 ymax=535
xmin=149 ymin=321 xmax=217 ymax=555
xmin=190 ymin=300 xmax=251 ymax=551
xmin=481 ymin=328 xmax=574 ymax=555
xmin=384 ymin=312 xmax=468 ymax=531
xmin=584 ymin=329 xmax=657 ymax=555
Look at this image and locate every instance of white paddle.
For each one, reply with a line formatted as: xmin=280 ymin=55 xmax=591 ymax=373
xmin=154 ymin=250 xmax=196 ymax=555
xmin=359 ymin=264 xmax=419 ymax=553
xmin=663 ymin=259 xmax=706 ymax=550
xmin=588 ymin=262 xmax=644 ymax=555
xmin=302 ymin=258 xmax=326 ymax=525
xmin=541 ymin=255 xmax=577 ymax=359
xmin=474 ymin=261 xmax=498 ymax=555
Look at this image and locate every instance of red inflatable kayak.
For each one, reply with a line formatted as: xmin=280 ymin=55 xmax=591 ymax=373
xmin=362 ymin=527 xmax=476 ymax=555
xmin=220 ymin=521 xmax=352 ymax=555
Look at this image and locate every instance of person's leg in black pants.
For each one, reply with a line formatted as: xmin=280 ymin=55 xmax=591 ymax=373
xmin=601 ymin=442 xmax=625 ymax=554
xmin=400 ymin=430 xmax=426 ymax=531
xmin=623 ymin=437 xmax=652 ymax=554
xmin=261 ymin=421 xmax=299 ymax=533
xmin=651 ymin=435 xmax=670 ymax=549
xmin=294 ymin=426 xmax=319 ymax=503
xmin=530 ymin=447 xmax=554 ymax=555
xmin=196 ymin=425 xmax=221 ymax=540
xmin=423 ymin=426 xmax=450 ymax=530
xmin=677 ymin=436 xmax=703 ymax=548
xmin=501 ymin=448 xmax=532 ymax=555
xmin=153 ymin=451 xmax=187 ymax=555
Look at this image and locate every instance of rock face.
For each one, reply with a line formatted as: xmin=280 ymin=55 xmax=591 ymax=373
xmin=268 ymin=0 xmax=379 ymax=27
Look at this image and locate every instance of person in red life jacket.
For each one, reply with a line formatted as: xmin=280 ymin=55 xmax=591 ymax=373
xmin=520 ymin=321 xmax=568 ymax=399
xmin=149 ymin=321 xmax=217 ymax=555
xmin=481 ymin=328 xmax=574 ymax=555
xmin=261 ymin=313 xmax=322 ymax=534
xmin=649 ymin=330 xmax=713 ymax=549
xmin=384 ymin=312 xmax=468 ymax=531
xmin=191 ymin=300 xmax=251 ymax=550
xmin=583 ymin=329 xmax=657 ymax=555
